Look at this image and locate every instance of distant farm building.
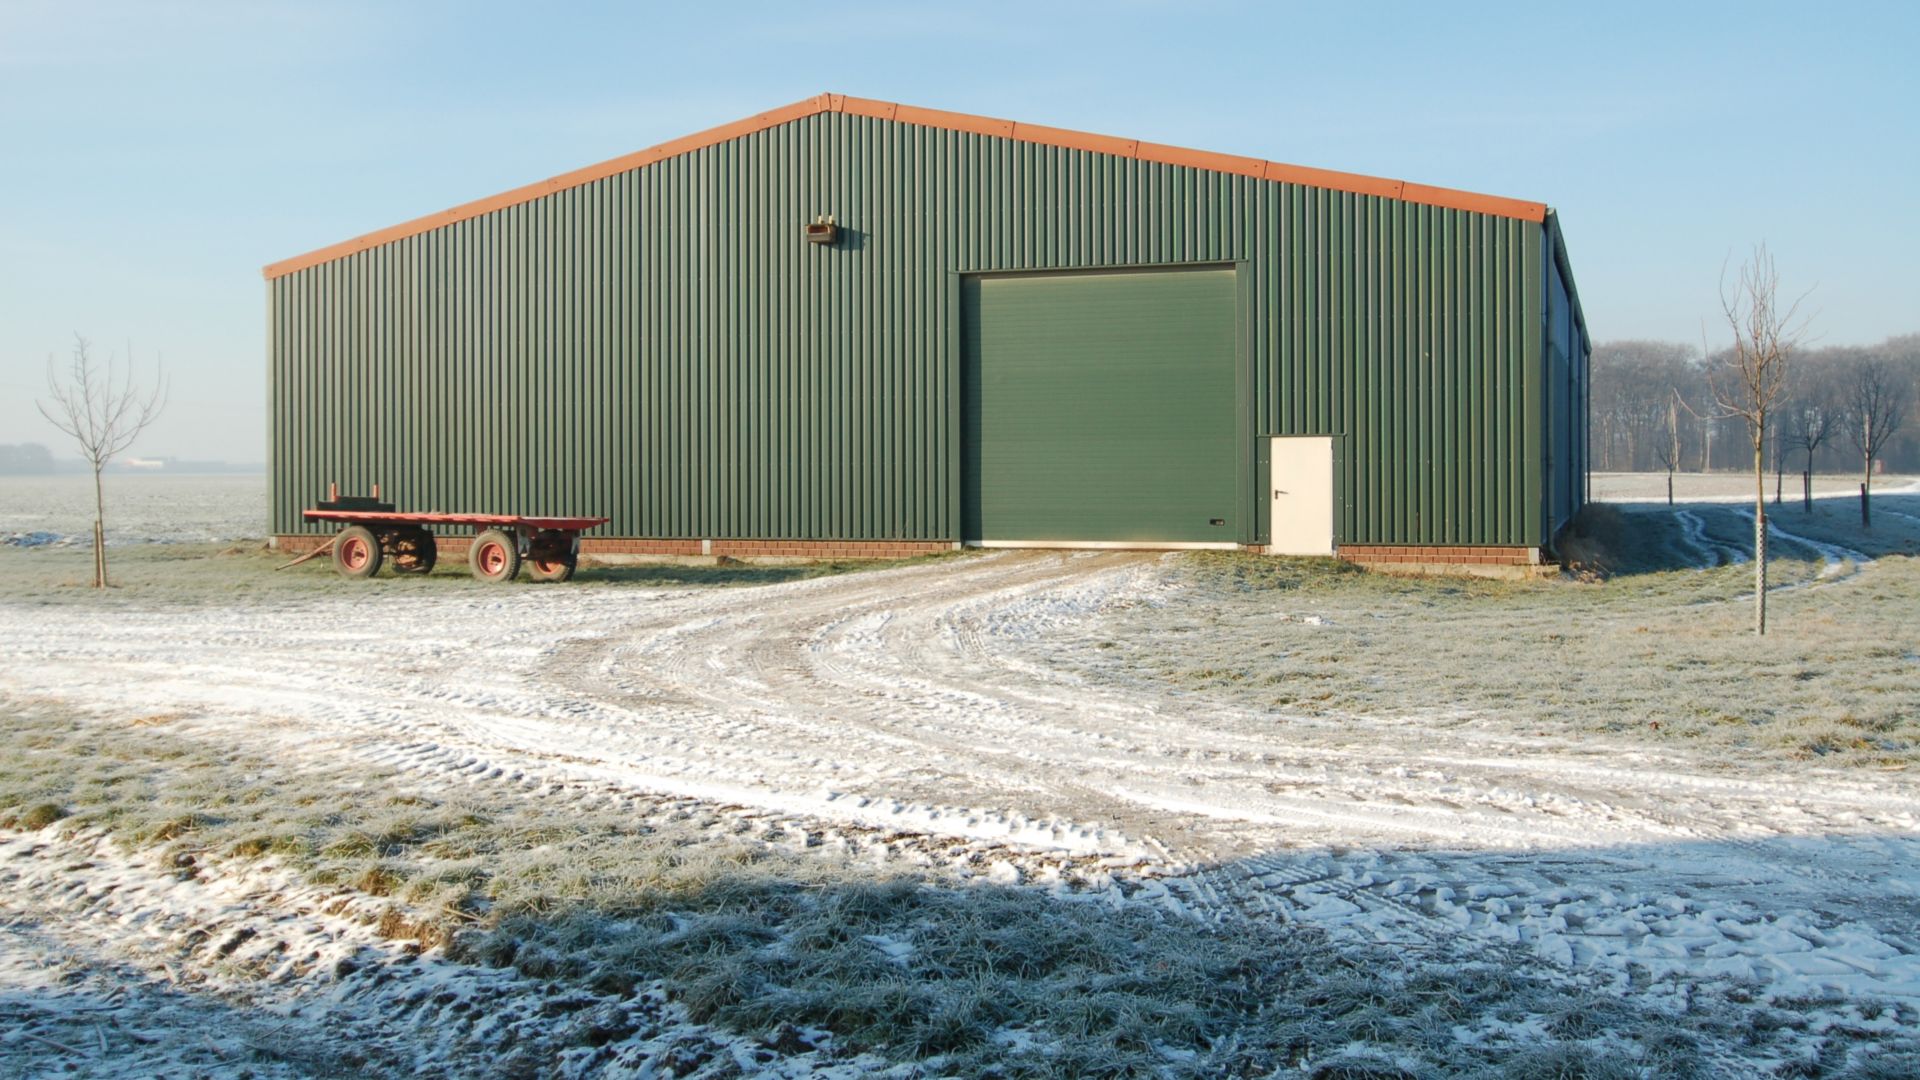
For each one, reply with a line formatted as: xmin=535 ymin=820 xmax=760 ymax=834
xmin=266 ymin=93 xmax=1589 ymax=567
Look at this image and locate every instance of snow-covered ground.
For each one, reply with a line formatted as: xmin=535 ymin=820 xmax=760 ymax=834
xmin=3 ymin=479 xmax=1919 ymax=1074
xmin=10 ymin=550 xmax=1918 ymax=979
xmin=1592 ymin=470 xmax=1918 ymax=504
xmin=0 ymin=822 xmax=897 ymax=1079
xmin=0 ymin=473 xmax=265 ymax=546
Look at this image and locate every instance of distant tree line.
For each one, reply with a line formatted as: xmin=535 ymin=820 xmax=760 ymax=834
xmin=1590 ymin=333 xmax=1917 ymax=477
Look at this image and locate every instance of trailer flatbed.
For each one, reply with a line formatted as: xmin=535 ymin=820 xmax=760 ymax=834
xmin=297 ymin=492 xmax=607 ymax=583
xmin=302 ymin=509 xmax=609 ymax=532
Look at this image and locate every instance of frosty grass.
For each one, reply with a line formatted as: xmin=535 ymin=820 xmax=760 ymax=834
xmin=2 ymin=474 xmax=1919 ymax=1076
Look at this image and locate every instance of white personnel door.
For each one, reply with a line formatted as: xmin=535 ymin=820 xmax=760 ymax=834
xmin=1268 ymin=436 xmax=1335 ymax=555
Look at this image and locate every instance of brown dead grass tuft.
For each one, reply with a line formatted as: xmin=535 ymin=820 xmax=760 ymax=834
xmin=15 ymin=802 xmax=67 ymax=830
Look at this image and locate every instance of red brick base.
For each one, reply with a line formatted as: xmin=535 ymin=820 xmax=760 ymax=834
xmin=278 ymin=533 xmax=1538 ymax=569
xmin=1338 ymin=544 xmax=1543 ymax=567
xmin=707 ymin=539 xmax=953 ymax=558
xmin=581 ymin=539 xmax=704 ymax=556
xmin=275 ymin=534 xmax=954 ymax=561
xmin=274 ymin=534 xmax=336 ymax=556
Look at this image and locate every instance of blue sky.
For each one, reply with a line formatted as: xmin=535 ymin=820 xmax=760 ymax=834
xmin=2 ymin=1 xmax=1914 ymax=461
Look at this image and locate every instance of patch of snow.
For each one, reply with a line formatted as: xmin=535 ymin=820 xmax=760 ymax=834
xmin=0 ymin=825 xmax=895 ymax=1078
xmin=1727 ymin=506 xmax=1873 ymax=578
xmin=4 ymin=548 xmax=1919 ymax=1057
xmin=1600 ymin=475 xmax=1920 ymax=505
xmin=0 ymin=474 xmax=265 ymax=545
xmin=2 ymin=530 xmax=68 ymax=548
xmin=861 ymin=934 xmax=916 ymax=966
xmin=1674 ymin=509 xmax=1747 ymax=567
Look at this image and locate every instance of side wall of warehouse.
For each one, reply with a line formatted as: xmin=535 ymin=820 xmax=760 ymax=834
xmin=269 ymin=111 xmax=1557 ymax=548
xmin=1541 ymin=212 xmax=1590 ymax=544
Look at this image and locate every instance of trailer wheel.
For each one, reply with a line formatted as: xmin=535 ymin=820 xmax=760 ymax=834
xmin=525 ymin=529 xmax=578 ymax=583
xmin=469 ymin=529 xmax=520 ymax=583
xmin=332 ymin=526 xmax=383 ymax=579
xmin=391 ymin=527 xmax=437 ymax=574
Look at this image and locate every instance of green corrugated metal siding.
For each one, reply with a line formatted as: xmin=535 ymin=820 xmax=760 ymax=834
xmin=1540 ymin=211 xmax=1588 ymax=544
xmin=962 ymin=267 xmax=1239 ymax=542
xmin=270 ymin=111 xmax=1556 ymax=546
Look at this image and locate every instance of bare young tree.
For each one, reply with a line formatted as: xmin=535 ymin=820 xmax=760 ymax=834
xmin=1781 ymin=386 xmax=1836 ymax=512
xmin=1653 ymin=389 xmax=1684 ymax=505
xmin=1705 ymin=245 xmax=1809 ymax=636
xmin=1844 ymin=358 xmax=1908 ymax=526
xmin=36 ymin=336 xmax=168 ymax=587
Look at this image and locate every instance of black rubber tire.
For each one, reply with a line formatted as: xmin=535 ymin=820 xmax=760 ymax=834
xmin=391 ymin=527 xmax=437 ymax=575
xmin=524 ymin=530 xmax=578 ymax=583
xmin=331 ymin=525 xmax=383 ymax=579
xmin=468 ymin=529 xmax=520 ymax=583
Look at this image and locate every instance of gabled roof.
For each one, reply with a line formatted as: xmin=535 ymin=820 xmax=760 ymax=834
xmin=263 ymin=92 xmax=1550 ymax=280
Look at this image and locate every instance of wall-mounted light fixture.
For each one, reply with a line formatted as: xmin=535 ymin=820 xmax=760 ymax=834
xmin=804 ymin=214 xmax=839 ymax=245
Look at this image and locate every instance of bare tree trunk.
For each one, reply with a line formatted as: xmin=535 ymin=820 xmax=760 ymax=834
xmin=1772 ymin=426 xmax=1783 ymax=505
xmin=92 ymin=465 xmax=107 ymax=588
xmin=1665 ymin=393 xmax=1680 ymax=506
xmin=1862 ymin=435 xmax=1872 ymax=527
xmin=1843 ymin=359 xmax=1910 ymax=525
xmin=1754 ymin=441 xmax=1767 ymax=636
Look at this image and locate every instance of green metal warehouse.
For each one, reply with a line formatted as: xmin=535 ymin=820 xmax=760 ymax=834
xmin=266 ymin=93 xmax=1589 ymax=568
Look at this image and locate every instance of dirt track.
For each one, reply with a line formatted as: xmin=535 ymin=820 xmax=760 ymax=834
xmin=4 ymin=546 xmax=1919 ymax=1008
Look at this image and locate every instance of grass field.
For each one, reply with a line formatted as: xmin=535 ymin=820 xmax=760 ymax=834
xmin=0 ymin=473 xmax=265 ymax=546
xmin=1591 ymin=471 xmax=1915 ymax=503
xmin=7 ymin=704 xmax=1781 ymax=1078
xmin=1079 ymin=496 xmax=1920 ymax=766
xmin=0 ymin=539 xmax=954 ymax=607
xmin=3 ymin=476 xmax=1919 ymax=1076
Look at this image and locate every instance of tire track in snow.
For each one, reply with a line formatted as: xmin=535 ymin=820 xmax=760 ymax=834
xmin=5 ymin=551 xmax=1920 ymax=1011
xmin=1725 ymin=505 xmax=1873 ymax=580
xmin=1674 ymin=509 xmax=1747 ymax=567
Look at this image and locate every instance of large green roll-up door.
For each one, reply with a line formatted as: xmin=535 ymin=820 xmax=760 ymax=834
xmin=962 ymin=267 xmax=1239 ymax=544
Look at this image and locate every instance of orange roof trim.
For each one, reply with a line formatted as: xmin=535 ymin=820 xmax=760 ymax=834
xmin=263 ymin=92 xmax=1549 ymax=279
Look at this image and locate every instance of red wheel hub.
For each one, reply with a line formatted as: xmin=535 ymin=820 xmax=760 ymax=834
xmin=478 ymin=541 xmax=509 ymax=575
xmin=341 ymin=536 xmax=371 ymax=570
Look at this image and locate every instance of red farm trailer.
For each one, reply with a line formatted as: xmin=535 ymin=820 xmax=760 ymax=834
xmin=296 ymin=487 xmax=608 ymax=583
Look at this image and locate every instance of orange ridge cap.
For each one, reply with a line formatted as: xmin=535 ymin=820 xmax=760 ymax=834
xmin=1136 ymin=141 xmax=1267 ymax=180
xmin=1009 ymin=121 xmax=1138 ymax=159
xmin=263 ymin=92 xmax=1548 ymax=279
xmin=891 ymin=101 xmax=1015 ymax=139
